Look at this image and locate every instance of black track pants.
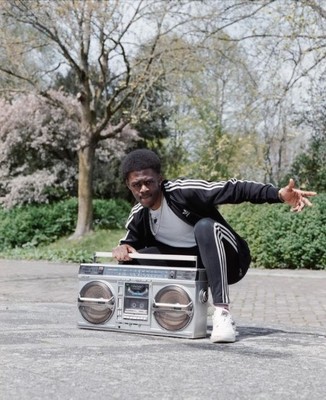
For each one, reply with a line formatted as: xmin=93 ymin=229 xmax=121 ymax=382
xmin=132 ymin=218 xmax=251 ymax=305
xmin=194 ymin=218 xmax=250 ymax=304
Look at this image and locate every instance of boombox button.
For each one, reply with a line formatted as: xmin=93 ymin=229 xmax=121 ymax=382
xmin=169 ymin=271 xmax=176 ymax=279
xmin=125 ymin=315 xmax=147 ymax=321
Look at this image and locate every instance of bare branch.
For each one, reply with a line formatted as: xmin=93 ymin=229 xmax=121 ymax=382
xmin=98 ymin=119 xmax=129 ymax=140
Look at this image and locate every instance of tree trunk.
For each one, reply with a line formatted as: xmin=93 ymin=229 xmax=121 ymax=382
xmin=70 ymin=144 xmax=96 ymax=239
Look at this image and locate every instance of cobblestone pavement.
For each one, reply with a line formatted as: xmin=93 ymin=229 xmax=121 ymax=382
xmin=229 ymin=268 xmax=326 ymax=333
xmin=1 ymin=259 xmax=325 ymax=400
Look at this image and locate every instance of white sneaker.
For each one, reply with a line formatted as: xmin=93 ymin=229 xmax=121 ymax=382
xmin=210 ymin=308 xmax=236 ymax=343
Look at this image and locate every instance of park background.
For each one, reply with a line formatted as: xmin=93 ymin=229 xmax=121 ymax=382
xmin=0 ymin=0 xmax=325 ymax=269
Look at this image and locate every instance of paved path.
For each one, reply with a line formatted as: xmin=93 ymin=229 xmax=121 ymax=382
xmin=0 ymin=259 xmax=325 ymax=400
xmin=229 ymin=268 xmax=326 ymax=332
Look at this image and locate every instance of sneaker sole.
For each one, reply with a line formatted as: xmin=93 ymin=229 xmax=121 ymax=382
xmin=210 ymin=333 xmax=236 ymax=343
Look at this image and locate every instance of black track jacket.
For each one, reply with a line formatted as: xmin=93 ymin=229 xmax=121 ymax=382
xmin=120 ymin=178 xmax=282 ymax=253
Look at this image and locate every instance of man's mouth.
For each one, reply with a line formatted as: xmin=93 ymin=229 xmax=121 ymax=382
xmin=140 ymin=194 xmax=151 ymax=200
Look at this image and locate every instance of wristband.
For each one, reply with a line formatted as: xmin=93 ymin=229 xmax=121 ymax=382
xmin=278 ymin=190 xmax=285 ymax=203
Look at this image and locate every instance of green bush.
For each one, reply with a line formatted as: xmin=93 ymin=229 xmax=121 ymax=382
xmin=0 ymin=198 xmax=130 ymax=250
xmin=93 ymin=199 xmax=130 ymax=229
xmin=220 ymin=193 xmax=326 ymax=269
xmin=1 ymin=194 xmax=325 ymax=269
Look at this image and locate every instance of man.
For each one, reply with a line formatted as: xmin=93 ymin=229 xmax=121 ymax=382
xmin=112 ymin=149 xmax=316 ymax=343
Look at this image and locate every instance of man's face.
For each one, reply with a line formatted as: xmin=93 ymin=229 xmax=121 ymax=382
xmin=126 ymin=169 xmax=162 ymax=210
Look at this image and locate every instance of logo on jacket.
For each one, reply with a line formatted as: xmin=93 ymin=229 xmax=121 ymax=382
xmin=182 ymin=209 xmax=190 ymax=217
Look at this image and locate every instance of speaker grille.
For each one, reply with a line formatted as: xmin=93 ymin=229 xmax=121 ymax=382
xmin=153 ymin=285 xmax=193 ymax=331
xmin=78 ymin=281 xmax=115 ymax=324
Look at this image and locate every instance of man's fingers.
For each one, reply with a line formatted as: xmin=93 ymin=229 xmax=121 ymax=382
xmin=286 ymin=179 xmax=317 ymax=197
xmin=302 ymin=197 xmax=313 ymax=207
xmin=287 ymin=178 xmax=295 ymax=190
xmin=291 ymin=202 xmax=303 ymax=212
xmin=280 ymin=178 xmax=316 ymax=212
xmin=291 ymin=196 xmax=313 ymax=212
xmin=299 ymin=190 xmax=317 ymax=197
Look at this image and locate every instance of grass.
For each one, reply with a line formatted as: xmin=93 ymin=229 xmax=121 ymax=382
xmin=0 ymin=229 xmax=125 ymax=264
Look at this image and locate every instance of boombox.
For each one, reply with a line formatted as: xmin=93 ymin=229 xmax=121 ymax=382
xmin=77 ymin=252 xmax=209 ymax=338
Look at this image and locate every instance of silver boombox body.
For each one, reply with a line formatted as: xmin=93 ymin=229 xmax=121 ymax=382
xmin=77 ymin=252 xmax=208 ymax=339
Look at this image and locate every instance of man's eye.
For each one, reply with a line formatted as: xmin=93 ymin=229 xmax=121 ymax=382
xmin=130 ymin=180 xmax=155 ymax=189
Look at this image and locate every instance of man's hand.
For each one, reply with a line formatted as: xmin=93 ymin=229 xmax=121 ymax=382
xmin=278 ymin=179 xmax=317 ymax=212
xmin=112 ymin=244 xmax=137 ymax=262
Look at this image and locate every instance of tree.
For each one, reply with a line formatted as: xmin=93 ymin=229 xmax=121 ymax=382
xmin=286 ymin=75 xmax=326 ymax=191
xmin=163 ymin=32 xmax=261 ymax=180
xmin=226 ymin=0 xmax=326 ymax=183
xmin=0 ymin=92 xmax=78 ymax=207
xmin=0 ymin=0 xmax=217 ymax=237
xmin=2 ymin=0 xmax=326 ymax=239
xmin=0 ymin=91 xmax=138 ymax=207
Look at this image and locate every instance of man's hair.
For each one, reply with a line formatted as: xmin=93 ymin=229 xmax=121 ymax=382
xmin=121 ymin=149 xmax=161 ymax=180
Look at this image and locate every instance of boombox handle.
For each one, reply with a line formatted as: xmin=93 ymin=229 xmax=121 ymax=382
xmin=78 ymin=295 xmax=115 ymax=309
xmin=93 ymin=251 xmax=197 ymax=263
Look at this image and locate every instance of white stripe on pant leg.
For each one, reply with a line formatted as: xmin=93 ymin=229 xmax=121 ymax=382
xmin=214 ymin=223 xmax=230 ymax=304
xmin=217 ymin=234 xmax=229 ymax=303
xmin=215 ymin=222 xmax=238 ymax=251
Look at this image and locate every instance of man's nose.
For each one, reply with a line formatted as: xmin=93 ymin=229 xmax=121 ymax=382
xmin=140 ymin=183 xmax=149 ymax=192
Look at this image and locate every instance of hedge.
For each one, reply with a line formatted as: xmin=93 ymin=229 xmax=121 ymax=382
xmin=0 ymin=195 xmax=325 ymax=269
xmin=0 ymin=198 xmax=130 ymax=250
xmin=220 ymin=193 xmax=326 ymax=269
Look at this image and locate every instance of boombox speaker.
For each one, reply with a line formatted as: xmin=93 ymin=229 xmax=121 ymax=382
xmin=77 ymin=252 xmax=209 ymax=338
